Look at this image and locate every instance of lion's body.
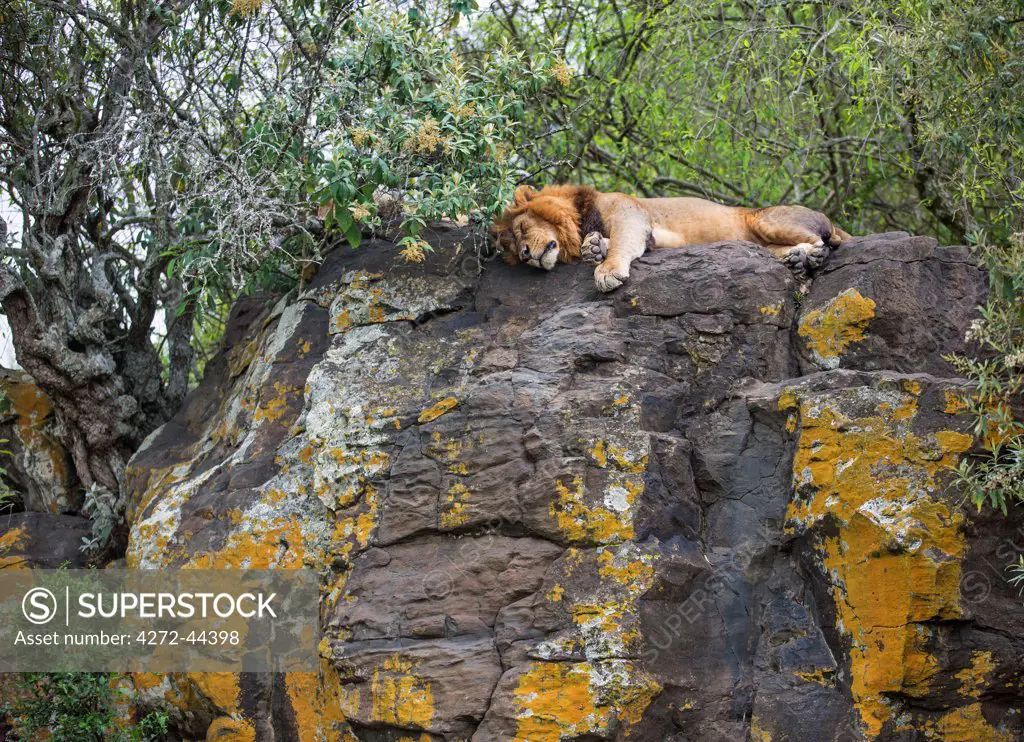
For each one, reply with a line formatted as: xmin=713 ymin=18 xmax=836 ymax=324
xmin=493 ymin=184 xmax=850 ymax=292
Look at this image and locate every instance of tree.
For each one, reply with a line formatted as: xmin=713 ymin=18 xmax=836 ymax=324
xmin=480 ymin=0 xmax=1023 ymax=242
xmin=0 ymin=0 xmax=563 ymax=550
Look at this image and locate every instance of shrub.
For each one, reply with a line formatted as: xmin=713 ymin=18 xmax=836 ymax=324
xmin=4 ymin=673 xmax=167 ymax=742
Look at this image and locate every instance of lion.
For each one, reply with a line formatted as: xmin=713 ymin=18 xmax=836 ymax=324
xmin=491 ymin=184 xmax=851 ymax=292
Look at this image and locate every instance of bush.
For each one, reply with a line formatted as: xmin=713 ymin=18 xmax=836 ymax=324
xmin=950 ymin=233 xmax=1024 ymax=514
xmin=4 ymin=673 xmax=167 ymax=742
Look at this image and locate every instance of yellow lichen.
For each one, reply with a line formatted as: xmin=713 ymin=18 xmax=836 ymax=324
xmin=550 ymin=475 xmax=634 ymax=545
xmin=253 ymin=382 xmax=297 ymax=424
xmin=418 ymin=397 xmax=458 ymax=424
xmin=0 ymin=525 xmax=27 ymax=568
xmin=332 ymin=308 xmax=353 ymax=333
xmin=333 ymin=485 xmax=379 ymax=552
xmin=0 ymin=376 xmax=69 ymax=511
xmin=912 ymin=648 xmax=1007 ymax=740
xmin=370 ymin=654 xmax=434 ymax=729
xmin=794 ymin=668 xmax=836 ymax=687
xmin=759 ymin=302 xmax=783 ymax=317
xmin=284 ymin=664 xmax=347 ymax=742
xmin=511 ymin=661 xmax=659 ymax=741
xmin=596 ymin=547 xmax=654 ymax=589
xmin=955 ymin=651 xmax=996 ymax=697
xmin=186 ymin=519 xmax=308 ymax=569
xmin=944 ymin=391 xmax=970 ymax=415
xmin=798 ymin=289 xmax=876 ymax=367
xmin=749 ymin=720 xmax=774 ymax=742
xmin=784 ymin=386 xmax=979 ymax=738
xmin=588 ymin=440 xmax=647 ymax=473
xmin=188 ymin=672 xmax=241 ymax=714
xmin=440 ymin=482 xmax=471 ymax=529
xmin=923 ymin=703 xmax=1011 ymax=742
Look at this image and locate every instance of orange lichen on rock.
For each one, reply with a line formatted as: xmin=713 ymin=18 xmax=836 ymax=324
xmin=550 ymin=475 xmax=635 ymax=545
xmin=923 ymin=703 xmax=1012 ymax=742
xmin=332 ymin=484 xmax=380 ymax=555
xmin=0 ymin=374 xmax=72 ymax=511
xmin=536 ymin=544 xmax=656 ymax=677
xmin=253 ymin=382 xmax=297 ymax=424
xmin=783 ymin=385 xmax=984 ymax=738
xmin=795 ymin=668 xmax=836 ymax=687
xmin=369 ymin=654 xmax=434 ymax=729
xmin=0 ymin=525 xmax=27 ymax=568
xmin=511 ymin=661 xmax=659 ymax=741
xmin=908 ymin=650 xmax=1012 ymax=741
xmin=440 ymin=482 xmax=471 ymax=529
xmin=798 ymin=289 xmax=876 ymax=368
xmin=188 ymin=672 xmax=242 ymax=715
xmin=331 ymin=307 xmax=354 ymax=333
xmin=418 ymin=397 xmax=458 ymax=424
xmin=186 ymin=519 xmax=308 ymax=569
xmin=284 ymin=664 xmax=347 ymax=742
xmin=588 ymin=439 xmax=647 ymax=473
xmin=944 ymin=390 xmax=971 ymax=415
xmin=956 ymin=651 xmax=996 ymax=697
xmin=596 ymin=546 xmax=654 ymax=588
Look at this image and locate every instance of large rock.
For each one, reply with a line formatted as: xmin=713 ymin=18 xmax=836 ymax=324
xmin=124 ymin=228 xmax=1023 ymax=742
xmin=0 ymin=512 xmax=92 ymax=568
xmin=796 ymin=233 xmax=987 ymax=375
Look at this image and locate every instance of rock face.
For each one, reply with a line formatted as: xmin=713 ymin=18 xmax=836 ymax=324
xmin=0 ymin=512 xmax=92 ymax=568
xmin=124 ymin=227 xmax=1024 ymax=741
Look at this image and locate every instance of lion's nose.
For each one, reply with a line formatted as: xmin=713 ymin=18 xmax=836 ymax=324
xmin=520 ymin=245 xmax=530 ymax=260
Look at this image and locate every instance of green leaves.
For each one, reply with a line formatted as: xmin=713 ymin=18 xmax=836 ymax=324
xmin=274 ymin=5 xmax=563 ymax=252
xmin=949 ymin=232 xmax=1024 ymax=516
xmin=4 ymin=673 xmax=168 ymax=742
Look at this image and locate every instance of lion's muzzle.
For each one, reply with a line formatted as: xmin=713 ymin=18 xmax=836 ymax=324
xmin=524 ymin=241 xmax=559 ymax=270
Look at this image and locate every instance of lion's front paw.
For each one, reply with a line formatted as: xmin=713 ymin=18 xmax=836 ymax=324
xmin=581 ymin=232 xmax=609 ymax=265
xmin=594 ymin=262 xmax=628 ymax=292
xmin=782 ymin=242 xmax=830 ymax=277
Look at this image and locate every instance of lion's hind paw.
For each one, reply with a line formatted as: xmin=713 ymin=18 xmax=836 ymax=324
xmin=581 ymin=232 xmax=609 ymax=265
xmin=782 ymin=241 xmax=830 ymax=277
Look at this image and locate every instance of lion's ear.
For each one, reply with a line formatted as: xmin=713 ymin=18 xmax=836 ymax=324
xmin=513 ymin=185 xmax=537 ymax=205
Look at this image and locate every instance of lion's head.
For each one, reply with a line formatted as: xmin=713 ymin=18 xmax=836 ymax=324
xmin=491 ymin=185 xmax=584 ymax=270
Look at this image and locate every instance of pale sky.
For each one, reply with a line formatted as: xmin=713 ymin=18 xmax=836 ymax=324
xmin=1 ymin=199 xmax=20 ymax=369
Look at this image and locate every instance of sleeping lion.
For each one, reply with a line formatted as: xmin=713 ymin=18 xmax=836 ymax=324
xmin=492 ymin=184 xmax=850 ymax=292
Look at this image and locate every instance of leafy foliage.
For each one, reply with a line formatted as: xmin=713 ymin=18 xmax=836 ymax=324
xmin=173 ymin=5 xmax=566 ymax=280
xmin=478 ymin=0 xmax=1023 ymax=242
xmin=4 ymin=673 xmax=167 ymax=742
xmin=950 ymin=233 xmax=1024 ymax=514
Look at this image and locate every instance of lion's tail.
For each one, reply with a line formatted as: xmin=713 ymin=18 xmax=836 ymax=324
xmin=829 ymin=224 xmax=852 ymax=246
